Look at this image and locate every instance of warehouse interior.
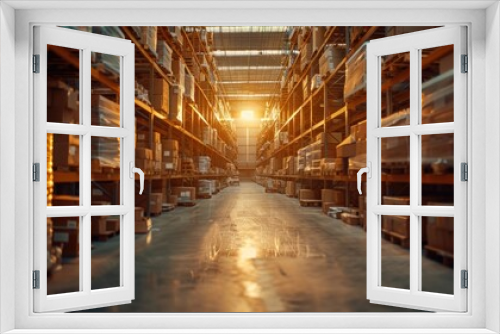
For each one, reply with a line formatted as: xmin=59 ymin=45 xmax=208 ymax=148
xmin=45 ymin=26 xmax=454 ymax=312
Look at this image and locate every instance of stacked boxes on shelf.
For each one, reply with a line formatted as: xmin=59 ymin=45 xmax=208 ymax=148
xmin=312 ymin=26 xmax=326 ymax=53
xmin=157 ymin=39 xmax=173 ymax=73
xmin=194 ymin=156 xmax=211 ymax=174
xmin=161 ymin=139 xmax=179 ymax=173
xmin=139 ymin=26 xmax=158 ymax=56
xmin=184 ymin=73 xmax=195 ymax=102
xmin=151 ymin=78 xmax=169 ymax=116
xmin=319 ymin=44 xmax=344 ymax=78
xmin=169 ymin=84 xmax=183 ymax=124
xmin=344 ymin=43 xmax=367 ymax=101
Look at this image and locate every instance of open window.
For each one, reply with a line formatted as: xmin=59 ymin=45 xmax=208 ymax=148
xmin=363 ymin=26 xmax=467 ymax=312
xmin=33 ymin=26 xmax=139 ymax=312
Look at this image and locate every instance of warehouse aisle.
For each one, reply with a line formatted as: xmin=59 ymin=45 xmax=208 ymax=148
xmin=69 ymin=182 xmax=452 ymax=313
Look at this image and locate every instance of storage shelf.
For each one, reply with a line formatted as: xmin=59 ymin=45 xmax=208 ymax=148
xmin=256 ymin=173 xmax=454 ymax=185
xmin=54 ymin=171 xmax=231 ymax=183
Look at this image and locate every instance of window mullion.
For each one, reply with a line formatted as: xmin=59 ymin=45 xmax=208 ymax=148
xmin=409 ymin=48 xmax=420 ymax=295
xmin=82 ymin=48 xmax=92 ymax=294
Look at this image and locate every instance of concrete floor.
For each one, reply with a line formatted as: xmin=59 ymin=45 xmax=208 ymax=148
xmin=49 ymin=181 xmax=454 ymax=312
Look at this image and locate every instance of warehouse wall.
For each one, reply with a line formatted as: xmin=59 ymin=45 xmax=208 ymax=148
xmin=235 ymin=118 xmax=259 ymax=175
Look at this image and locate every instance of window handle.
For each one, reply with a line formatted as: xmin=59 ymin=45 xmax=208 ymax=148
xmin=129 ymin=162 xmax=144 ymax=195
xmin=357 ymin=162 xmax=371 ymax=195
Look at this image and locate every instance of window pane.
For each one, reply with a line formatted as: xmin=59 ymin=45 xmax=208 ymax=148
xmin=48 ymin=217 xmax=80 ymax=295
xmin=91 ymin=52 xmax=121 ymax=127
xmin=422 ymin=216 xmax=454 ymax=294
xmin=91 ymin=216 xmax=121 ymax=290
xmin=381 ymin=136 xmax=410 ymax=200
xmin=91 ymin=137 xmax=121 ymax=205
xmin=47 ymin=45 xmax=80 ymax=124
xmin=421 ymin=45 xmax=454 ymax=124
xmin=381 ymin=215 xmax=410 ymax=290
xmin=49 ymin=134 xmax=80 ymax=206
xmin=422 ymin=134 xmax=454 ymax=205
xmin=381 ymin=52 xmax=410 ymax=127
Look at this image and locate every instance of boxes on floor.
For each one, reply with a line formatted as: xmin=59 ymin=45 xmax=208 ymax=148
xmin=150 ymin=193 xmax=163 ymax=215
xmin=52 ymin=217 xmax=79 ymax=258
xmin=299 ymin=189 xmax=319 ymax=200
xmin=321 ymin=189 xmax=346 ymax=206
xmin=136 ymin=217 xmax=152 ymax=234
xmin=172 ymin=187 xmax=196 ymax=202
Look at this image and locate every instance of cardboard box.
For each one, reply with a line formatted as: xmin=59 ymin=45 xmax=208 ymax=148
xmin=150 ymin=193 xmax=163 ymax=215
xmin=136 ymin=148 xmax=153 ymax=160
xmin=154 ymin=143 xmax=162 ymax=162
xmin=171 ymin=187 xmax=196 ymax=201
xmin=162 ymin=139 xmax=179 ymax=151
xmin=136 ymin=217 xmax=152 ymax=234
xmin=391 ymin=216 xmax=410 ymax=237
xmin=299 ymin=189 xmax=318 ymax=200
xmin=321 ymin=189 xmax=345 ymax=206
xmin=135 ymin=207 xmax=144 ymax=221
xmin=336 ymin=143 xmax=357 ymax=158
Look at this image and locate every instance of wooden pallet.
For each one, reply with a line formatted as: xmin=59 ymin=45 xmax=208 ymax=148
xmin=197 ymin=193 xmax=212 ymax=199
xmin=382 ymin=230 xmax=410 ymax=249
xmin=265 ymin=188 xmax=278 ymax=193
xmin=299 ymin=199 xmax=322 ymax=207
xmin=162 ymin=203 xmax=175 ymax=212
xmin=178 ymin=200 xmax=196 ymax=207
xmin=424 ymin=245 xmax=454 ymax=267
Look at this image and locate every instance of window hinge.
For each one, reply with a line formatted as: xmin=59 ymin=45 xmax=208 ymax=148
xmin=461 ymin=54 xmax=468 ymax=73
xmin=461 ymin=162 xmax=468 ymax=181
xmin=33 ymin=163 xmax=40 ymax=182
xmin=33 ymin=54 xmax=40 ymax=73
xmin=461 ymin=270 xmax=468 ymax=289
xmin=33 ymin=270 xmax=40 ymax=289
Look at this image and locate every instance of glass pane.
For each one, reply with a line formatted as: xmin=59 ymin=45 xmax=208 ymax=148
xmin=91 ymin=52 xmax=121 ymax=127
xmin=48 ymin=217 xmax=80 ymax=295
xmin=381 ymin=52 xmax=410 ymax=127
xmin=91 ymin=136 xmax=121 ymax=205
xmin=49 ymin=134 xmax=80 ymax=206
xmin=422 ymin=216 xmax=454 ymax=294
xmin=421 ymin=45 xmax=454 ymax=124
xmin=47 ymin=45 xmax=80 ymax=124
xmin=91 ymin=216 xmax=121 ymax=290
xmin=381 ymin=136 xmax=410 ymax=199
xmin=422 ymin=133 xmax=454 ymax=205
xmin=381 ymin=215 xmax=410 ymax=290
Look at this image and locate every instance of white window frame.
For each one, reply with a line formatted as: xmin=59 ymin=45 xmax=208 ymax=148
xmin=365 ymin=26 xmax=467 ymax=312
xmin=33 ymin=26 xmax=136 ymax=313
xmin=0 ymin=1 xmax=498 ymax=333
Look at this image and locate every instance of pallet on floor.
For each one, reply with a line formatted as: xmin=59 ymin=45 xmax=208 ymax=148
xmin=162 ymin=203 xmax=175 ymax=212
xmin=382 ymin=229 xmax=410 ymax=249
xmin=178 ymin=200 xmax=196 ymax=207
xmin=299 ymin=199 xmax=322 ymax=207
xmin=197 ymin=193 xmax=212 ymax=199
xmin=424 ymin=245 xmax=454 ymax=267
